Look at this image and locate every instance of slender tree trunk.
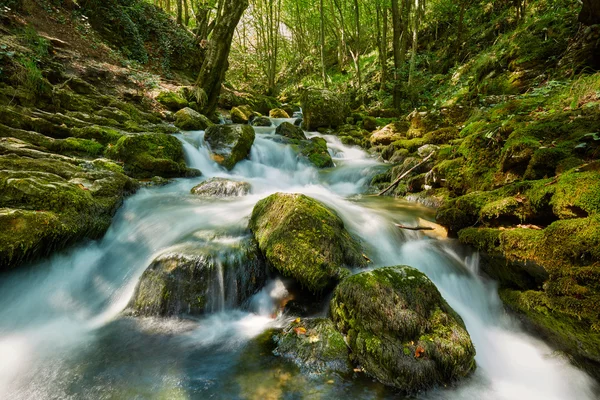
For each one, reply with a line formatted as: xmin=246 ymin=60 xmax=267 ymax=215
xmin=196 ymin=0 xmax=249 ymax=116
xmin=352 ymin=0 xmax=362 ymax=92
xmin=176 ymin=0 xmax=183 ymax=25
xmin=408 ymin=0 xmax=421 ymax=87
xmin=320 ymin=0 xmax=328 ymax=87
xmin=376 ymin=1 xmax=388 ymax=90
xmin=456 ymin=1 xmax=465 ymax=52
xmin=184 ymin=0 xmax=190 ymax=26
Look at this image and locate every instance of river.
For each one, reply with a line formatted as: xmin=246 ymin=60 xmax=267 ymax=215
xmin=0 ymin=118 xmax=597 ymax=399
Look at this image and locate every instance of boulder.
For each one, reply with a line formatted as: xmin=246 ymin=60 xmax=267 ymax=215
xmin=370 ymin=122 xmax=408 ymax=146
xmin=299 ymin=137 xmax=333 ymax=168
xmin=273 ymin=318 xmax=352 ymax=375
xmin=191 ymin=178 xmax=251 ymax=197
xmin=275 ymin=122 xmax=306 ymax=141
xmin=231 ymin=105 xmax=254 ymax=124
xmin=252 ymin=116 xmax=272 ymax=127
xmin=330 ymin=266 xmax=476 ymax=392
xmin=300 ymin=89 xmax=350 ymax=131
xmin=269 ymin=108 xmax=290 ymax=118
xmin=249 ymin=193 xmax=366 ymax=293
xmin=174 ymin=107 xmax=214 ymax=131
xmin=106 ymin=133 xmax=199 ymax=178
xmin=129 ymin=238 xmax=267 ymax=317
xmin=156 ymin=91 xmax=188 ymax=111
xmin=362 ymin=116 xmax=378 ymax=132
xmin=204 ymin=124 xmax=255 ymax=170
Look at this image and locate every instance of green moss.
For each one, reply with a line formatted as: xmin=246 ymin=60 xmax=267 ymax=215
xmin=71 ymin=125 xmax=123 ymax=145
xmin=230 ymin=105 xmax=254 ymax=124
xmin=299 ymin=137 xmax=334 ymax=169
xmin=204 ymin=124 xmax=255 ymax=170
xmin=156 ymin=91 xmax=188 ymax=111
xmin=390 ymin=137 xmax=427 ymax=153
xmin=52 ymin=137 xmax=105 ymax=157
xmin=269 ymin=108 xmax=290 ymax=118
xmin=249 ymin=193 xmax=366 ymax=293
xmin=174 ymin=107 xmax=214 ymax=131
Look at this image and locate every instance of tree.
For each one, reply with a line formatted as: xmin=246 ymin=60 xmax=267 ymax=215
xmin=195 ymin=0 xmax=249 ymax=116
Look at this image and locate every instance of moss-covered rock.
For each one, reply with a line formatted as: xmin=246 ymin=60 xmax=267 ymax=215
xmin=252 ymin=116 xmax=272 ymax=127
xmin=362 ymin=116 xmax=378 ymax=132
xmin=174 ymin=107 xmax=214 ymax=131
xmin=269 ymin=108 xmax=290 ymax=118
xmin=299 ymin=137 xmax=333 ymax=168
xmin=231 ymin=105 xmax=254 ymax=124
xmin=191 ymin=178 xmax=251 ymax=197
xmin=204 ymin=124 xmax=255 ymax=170
xmin=330 ymin=266 xmax=476 ymax=392
xmin=249 ymin=193 xmax=366 ymax=293
xmin=273 ymin=318 xmax=352 ymax=375
xmin=369 ymin=122 xmax=409 ymax=146
xmin=300 ymin=89 xmax=350 ymax=131
xmin=129 ymin=238 xmax=267 ymax=317
xmin=275 ymin=122 xmax=306 ymax=141
xmin=106 ymin=133 xmax=196 ymax=178
xmin=156 ymin=91 xmax=188 ymax=111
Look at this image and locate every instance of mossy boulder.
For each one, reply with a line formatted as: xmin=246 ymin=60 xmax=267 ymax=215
xmin=269 ymin=108 xmax=290 ymax=118
xmin=106 ymin=133 xmax=196 ymax=178
xmin=252 ymin=116 xmax=272 ymax=127
xmin=174 ymin=107 xmax=214 ymax=131
xmin=129 ymin=238 xmax=267 ymax=317
xmin=273 ymin=318 xmax=352 ymax=375
xmin=231 ymin=105 xmax=254 ymax=124
xmin=249 ymin=193 xmax=367 ymax=293
xmin=191 ymin=178 xmax=251 ymax=197
xmin=330 ymin=266 xmax=476 ymax=392
xmin=300 ymin=89 xmax=350 ymax=131
xmin=275 ymin=122 xmax=306 ymax=141
xmin=299 ymin=137 xmax=333 ymax=168
xmin=156 ymin=91 xmax=188 ymax=111
xmin=362 ymin=116 xmax=378 ymax=132
xmin=369 ymin=122 xmax=409 ymax=146
xmin=204 ymin=124 xmax=255 ymax=170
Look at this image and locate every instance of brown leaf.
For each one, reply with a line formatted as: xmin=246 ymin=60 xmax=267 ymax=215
xmin=293 ymin=327 xmax=307 ymax=336
xmin=415 ymin=345 xmax=425 ymax=359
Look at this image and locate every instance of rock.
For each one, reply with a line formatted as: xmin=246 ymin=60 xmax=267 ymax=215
xmin=204 ymin=124 xmax=255 ymax=170
xmin=174 ymin=107 xmax=214 ymax=131
xmin=294 ymin=118 xmax=303 ymax=127
xmin=370 ymin=122 xmax=409 ymax=146
xmin=156 ymin=91 xmax=188 ymax=111
xmin=129 ymin=238 xmax=267 ymax=317
xmin=191 ymin=178 xmax=251 ymax=197
xmin=0 ymin=154 xmax=138 ymax=270
xmin=273 ymin=318 xmax=352 ymax=375
xmin=299 ymin=137 xmax=333 ymax=168
xmin=418 ymin=144 xmax=439 ymax=158
xmin=231 ymin=105 xmax=254 ymax=124
xmin=269 ymin=108 xmax=290 ymax=118
xmin=275 ymin=122 xmax=306 ymax=141
xmin=252 ymin=116 xmax=272 ymax=127
xmin=330 ymin=266 xmax=476 ymax=392
xmin=300 ymin=88 xmax=350 ymax=131
xmin=362 ymin=116 xmax=378 ymax=132
xmin=249 ymin=193 xmax=366 ymax=293
xmin=106 ymin=133 xmax=196 ymax=178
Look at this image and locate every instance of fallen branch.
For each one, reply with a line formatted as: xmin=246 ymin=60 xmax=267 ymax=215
xmin=378 ymin=152 xmax=435 ymax=196
xmin=395 ymin=224 xmax=434 ymax=231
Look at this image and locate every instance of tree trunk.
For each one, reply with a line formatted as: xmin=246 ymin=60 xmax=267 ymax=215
xmin=408 ymin=0 xmax=421 ymax=87
xmin=176 ymin=0 xmax=183 ymax=25
xmin=579 ymin=0 xmax=600 ymax=25
xmin=391 ymin=0 xmax=411 ymax=108
xmin=320 ymin=0 xmax=328 ymax=87
xmin=183 ymin=0 xmax=190 ymax=26
xmin=195 ymin=0 xmax=249 ymax=116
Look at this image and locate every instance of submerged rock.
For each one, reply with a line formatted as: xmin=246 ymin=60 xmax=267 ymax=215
xmin=129 ymin=238 xmax=267 ymax=317
xmin=269 ymin=108 xmax=290 ymax=118
xmin=249 ymin=193 xmax=366 ymax=293
xmin=275 ymin=122 xmax=306 ymax=141
xmin=106 ymin=133 xmax=197 ymax=178
xmin=252 ymin=116 xmax=272 ymax=127
xmin=204 ymin=124 xmax=255 ymax=170
xmin=174 ymin=107 xmax=214 ymax=131
xmin=330 ymin=266 xmax=476 ymax=392
xmin=299 ymin=137 xmax=333 ymax=168
xmin=191 ymin=178 xmax=251 ymax=197
xmin=273 ymin=318 xmax=352 ymax=375
xmin=300 ymin=88 xmax=349 ymax=131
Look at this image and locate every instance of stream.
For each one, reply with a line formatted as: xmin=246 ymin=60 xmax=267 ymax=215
xmin=0 ymin=118 xmax=598 ymax=399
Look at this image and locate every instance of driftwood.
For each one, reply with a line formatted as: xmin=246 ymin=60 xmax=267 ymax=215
xmin=378 ymin=152 xmax=435 ymax=196
xmin=395 ymin=224 xmax=434 ymax=231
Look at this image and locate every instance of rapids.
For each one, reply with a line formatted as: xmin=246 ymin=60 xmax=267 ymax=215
xmin=0 ymin=119 xmax=598 ymax=399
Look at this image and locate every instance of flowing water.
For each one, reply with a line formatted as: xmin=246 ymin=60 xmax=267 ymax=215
xmin=0 ymin=118 xmax=598 ymax=399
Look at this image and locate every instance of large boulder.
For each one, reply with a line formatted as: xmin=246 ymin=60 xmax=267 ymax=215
xmin=269 ymin=108 xmax=290 ymax=118
xmin=129 ymin=238 xmax=267 ymax=317
xmin=299 ymin=137 xmax=333 ymax=168
xmin=275 ymin=122 xmax=306 ymax=141
xmin=330 ymin=266 xmax=476 ymax=392
xmin=252 ymin=116 xmax=272 ymax=127
xmin=106 ymin=133 xmax=199 ymax=178
xmin=204 ymin=124 xmax=255 ymax=170
xmin=156 ymin=91 xmax=188 ymax=111
xmin=174 ymin=107 xmax=214 ymax=131
xmin=191 ymin=177 xmax=251 ymax=197
xmin=370 ymin=122 xmax=408 ymax=146
xmin=273 ymin=318 xmax=352 ymax=375
xmin=231 ymin=105 xmax=254 ymax=124
xmin=249 ymin=193 xmax=366 ymax=293
xmin=300 ymin=89 xmax=350 ymax=131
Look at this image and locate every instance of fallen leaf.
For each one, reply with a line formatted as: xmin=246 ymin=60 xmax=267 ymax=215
xmin=415 ymin=345 xmax=425 ymax=358
xmin=293 ymin=327 xmax=307 ymax=335
xmin=294 ymin=317 xmax=301 ymax=324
